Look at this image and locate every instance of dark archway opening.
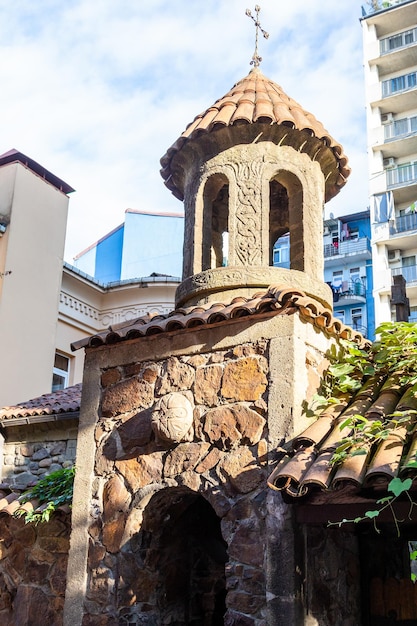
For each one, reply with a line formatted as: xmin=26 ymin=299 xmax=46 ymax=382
xmin=202 ymin=175 xmax=229 ymax=270
xmin=270 ymin=174 xmax=304 ymax=271
xmin=142 ymin=488 xmax=227 ymax=625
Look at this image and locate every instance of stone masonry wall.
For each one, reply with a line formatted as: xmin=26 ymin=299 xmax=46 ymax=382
xmin=85 ymin=339 xmax=271 ymax=625
xmin=1 ymin=422 xmax=78 ymax=489
xmin=0 ymin=510 xmax=71 ymax=626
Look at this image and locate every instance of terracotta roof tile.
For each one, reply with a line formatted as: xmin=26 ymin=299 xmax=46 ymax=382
xmin=268 ymin=378 xmax=417 ymax=498
xmin=160 ymin=68 xmax=350 ymax=201
xmin=0 ymin=383 xmax=81 ymax=422
xmin=71 ymin=285 xmax=368 ymax=352
xmin=0 ymin=488 xmax=70 ymax=518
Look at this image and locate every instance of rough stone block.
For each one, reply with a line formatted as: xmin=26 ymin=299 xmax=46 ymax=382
xmin=204 ymin=404 xmax=265 ymax=449
xmin=101 ymin=377 xmax=154 ymax=417
xmin=194 ymin=364 xmax=223 ymax=406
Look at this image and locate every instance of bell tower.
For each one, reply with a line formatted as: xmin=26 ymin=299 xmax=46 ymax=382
xmin=160 ymin=70 xmax=350 ymax=310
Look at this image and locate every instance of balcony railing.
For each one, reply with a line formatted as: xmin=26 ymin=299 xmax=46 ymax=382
xmin=384 ymin=115 xmax=417 ymax=141
xmin=323 ymin=237 xmax=371 ymax=259
xmin=392 ymin=265 xmax=417 ymax=285
xmin=390 ymin=212 xmax=417 ymax=235
xmin=386 ymin=162 xmax=417 ymax=188
xmin=362 ymin=0 xmax=412 ymax=16
xmin=329 ymin=280 xmax=367 ymax=301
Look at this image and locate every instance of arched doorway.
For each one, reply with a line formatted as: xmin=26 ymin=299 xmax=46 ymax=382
xmin=269 ymin=172 xmax=304 ymax=271
xmin=120 ymin=487 xmax=227 ymax=625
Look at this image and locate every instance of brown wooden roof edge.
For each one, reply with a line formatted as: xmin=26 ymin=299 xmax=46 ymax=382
xmin=71 ymin=284 xmax=369 ymax=352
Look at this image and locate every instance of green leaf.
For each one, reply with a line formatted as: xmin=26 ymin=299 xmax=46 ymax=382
xmin=329 ymin=363 xmax=355 ymax=377
xmin=350 ymin=448 xmax=368 ymax=457
xmin=388 ymin=477 xmax=413 ymax=497
xmin=365 ymin=510 xmax=380 ymax=519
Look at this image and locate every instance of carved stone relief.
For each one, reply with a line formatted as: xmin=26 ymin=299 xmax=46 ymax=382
xmin=233 ymin=160 xmax=264 ymax=266
xmin=151 ymin=392 xmax=194 ymax=445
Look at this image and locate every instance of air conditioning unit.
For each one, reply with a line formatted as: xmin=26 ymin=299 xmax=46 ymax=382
xmin=388 ymin=249 xmax=401 ymax=263
xmin=383 ymin=157 xmax=396 ymax=169
xmin=381 ymin=112 xmax=394 ymax=125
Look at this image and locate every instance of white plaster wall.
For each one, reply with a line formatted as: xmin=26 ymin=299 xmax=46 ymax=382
xmin=0 ymin=163 xmax=69 ymax=406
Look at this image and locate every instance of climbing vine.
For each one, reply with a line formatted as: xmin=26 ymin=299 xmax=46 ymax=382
xmin=310 ymin=322 xmax=417 ymax=535
xmin=14 ymin=466 xmax=75 ymax=525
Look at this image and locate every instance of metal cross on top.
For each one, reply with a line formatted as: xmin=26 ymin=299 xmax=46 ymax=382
xmin=245 ymin=5 xmax=269 ymax=68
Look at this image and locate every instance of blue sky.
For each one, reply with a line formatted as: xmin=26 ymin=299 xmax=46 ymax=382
xmin=0 ymin=0 xmax=368 ymax=262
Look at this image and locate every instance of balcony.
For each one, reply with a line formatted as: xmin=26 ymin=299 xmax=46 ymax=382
xmin=330 ymin=280 xmax=367 ymax=306
xmin=390 ymin=212 xmax=417 ymax=235
xmin=363 ymin=1 xmax=417 ymax=39
xmin=323 ymin=237 xmax=372 ymax=267
xmin=381 ymin=26 xmax=417 ymax=54
xmin=392 ymin=264 xmax=417 ymax=285
xmin=386 ymin=162 xmax=417 ymax=190
xmin=375 ymin=29 xmax=417 ymax=75
xmin=385 ymin=115 xmax=417 ymax=140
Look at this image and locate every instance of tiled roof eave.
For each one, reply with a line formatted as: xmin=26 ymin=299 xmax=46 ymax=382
xmin=0 ymin=383 xmax=82 ymax=421
xmin=71 ymin=284 xmax=369 ymax=352
xmin=268 ymin=378 xmax=417 ymax=503
xmin=0 ymin=411 xmax=80 ymax=428
xmin=160 ymin=68 xmax=350 ymax=200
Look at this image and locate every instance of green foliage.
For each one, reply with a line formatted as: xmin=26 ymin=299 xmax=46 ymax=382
xmin=328 ymin=477 xmax=415 ymax=537
xmin=14 ymin=466 xmax=75 ymax=525
xmin=309 ymin=322 xmax=417 ymax=534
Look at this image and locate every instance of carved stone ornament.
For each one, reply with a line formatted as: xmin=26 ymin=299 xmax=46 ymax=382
xmin=151 ymin=392 xmax=194 ymax=445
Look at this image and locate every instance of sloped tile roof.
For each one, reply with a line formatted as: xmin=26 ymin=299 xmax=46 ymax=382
xmin=71 ymin=285 xmax=368 ymax=351
xmin=0 ymin=488 xmax=71 ymax=517
xmin=268 ymin=375 xmax=417 ymax=499
xmin=0 ymin=384 xmax=81 ymax=423
xmin=160 ymin=68 xmax=350 ymax=200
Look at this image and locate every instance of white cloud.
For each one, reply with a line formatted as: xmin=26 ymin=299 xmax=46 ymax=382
xmin=0 ymin=0 xmax=368 ymax=261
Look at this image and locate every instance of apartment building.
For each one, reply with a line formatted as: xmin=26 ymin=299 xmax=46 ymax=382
xmin=362 ymin=0 xmax=417 ymax=326
xmin=273 ymin=210 xmax=375 ymax=339
xmin=323 ymin=210 xmax=375 ymax=339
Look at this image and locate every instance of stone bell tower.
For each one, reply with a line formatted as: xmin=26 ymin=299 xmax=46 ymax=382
xmin=160 ymin=68 xmax=350 ymax=310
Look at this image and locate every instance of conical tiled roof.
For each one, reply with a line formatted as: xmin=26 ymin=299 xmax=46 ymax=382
xmin=161 ymin=68 xmax=350 ymax=199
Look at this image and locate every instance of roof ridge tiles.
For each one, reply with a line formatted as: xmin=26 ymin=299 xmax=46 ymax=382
xmin=160 ymin=68 xmax=350 ymax=202
xmin=71 ymin=284 xmax=368 ymax=352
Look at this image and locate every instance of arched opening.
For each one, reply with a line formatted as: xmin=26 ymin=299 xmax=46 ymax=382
xmin=202 ymin=175 xmax=229 ymax=270
xmin=122 ymin=488 xmax=227 ymax=625
xmin=270 ymin=172 xmax=304 ymax=271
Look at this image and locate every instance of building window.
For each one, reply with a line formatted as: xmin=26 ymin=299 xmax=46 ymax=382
xmin=350 ymin=267 xmax=360 ymax=282
xmin=52 ymin=353 xmax=70 ymax=392
xmin=380 ymin=27 xmax=417 ymax=54
xmin=409 ymin=306 xmax=417 ymax=323
xmin=352 ymin=308 xmax=363 ymax=331
xmin=273 ymin=235 xmax=290 ymax=267
xmin=334 ymin=310 xmax=345 ymax=324
xmin=402 ymin=255 xmax=417 ymax=284
xmin=382 ymin=71 xmax=417 ymax=97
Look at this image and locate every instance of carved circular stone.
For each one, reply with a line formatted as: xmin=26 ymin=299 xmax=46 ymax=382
xmin=175 ymin=266 xmax=332 ymax=310
xmin=151 ymin=392 xmax=194 ymax=444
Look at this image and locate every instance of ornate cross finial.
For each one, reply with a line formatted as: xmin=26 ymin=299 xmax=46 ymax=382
xmin=245 ymin=5 xmax=269 ymax=68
